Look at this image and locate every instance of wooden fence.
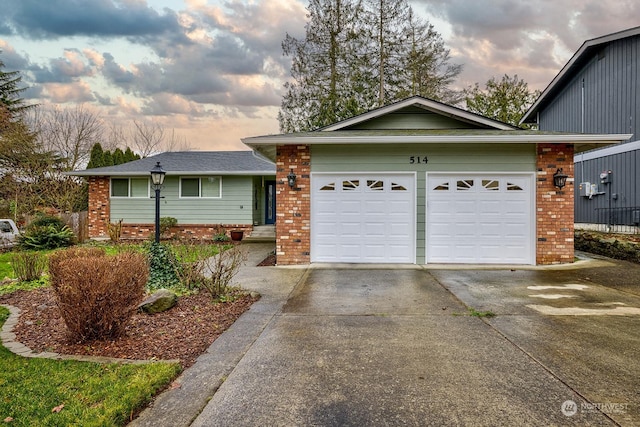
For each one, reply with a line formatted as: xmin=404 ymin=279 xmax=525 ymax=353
xmin=60 ymin=211 xmax=89 ymax=243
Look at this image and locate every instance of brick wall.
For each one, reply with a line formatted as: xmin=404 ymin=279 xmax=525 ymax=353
xmin=88 ymin=176 xmax=110 ymax=238
xmin=536 ymin=143 xmax=575 ymax=264
xmin=120 ymin=224 xmax=253 ymax=241
xmin=275 ymin=145 xmax=310 ymax=265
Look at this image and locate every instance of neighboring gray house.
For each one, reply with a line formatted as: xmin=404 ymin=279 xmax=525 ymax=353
xmin=521 ymin=26 xmax=640 ymax=230
xmin=70 ymin=151 xmax=276 ymax=240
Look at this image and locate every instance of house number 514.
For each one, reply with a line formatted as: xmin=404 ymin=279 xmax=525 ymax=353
xmin=409 ymin=156 xmax=428 ymax=164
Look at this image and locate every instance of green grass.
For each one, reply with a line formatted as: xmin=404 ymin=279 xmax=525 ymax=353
xmin=467 ymin=307 xmax=496 ymax=318
xmin=452 ymin=307 xmax=496 ymax=318
xmin=0 ymin=307 xmax=181 ymax=426
xmin=0 ymin=251 xmax=15 ymax=279
xmin=0 ymin=250 xmax=50 ymax=296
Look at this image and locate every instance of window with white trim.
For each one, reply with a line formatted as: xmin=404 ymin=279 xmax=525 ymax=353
xmin=111 ymin=178 xmax=149 ymax=198
xmin=180 ymin=177 xmax=222 ymax=198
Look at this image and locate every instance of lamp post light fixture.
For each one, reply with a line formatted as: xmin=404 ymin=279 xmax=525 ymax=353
xmin=553 ymin=168 xmax=568 ymax=190
xmin=287 ymin=169 xmax=297 ymax=188
xmin=150 ymin=161 xmax=166 ymax=243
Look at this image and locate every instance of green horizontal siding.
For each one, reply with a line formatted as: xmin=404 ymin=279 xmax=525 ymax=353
xmin=311 ymin=143 xmax=536 ymax=263
xmin=349 ymin=112 xmax=478 ymax=130
xmin=110 ymin=176 xmax=256 ymax=225
xmin=311 ymin=143 xmax=535 ymax=172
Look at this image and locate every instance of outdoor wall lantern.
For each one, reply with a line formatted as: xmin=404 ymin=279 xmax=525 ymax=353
xmin=150 ymin=161 xmax=166 ymax=243
xmin=287 ymin=169 xmax=297 ymax=188
xmin=553 ymin=168 xmax=568 ymax=189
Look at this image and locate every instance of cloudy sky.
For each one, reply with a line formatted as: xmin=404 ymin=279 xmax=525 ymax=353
xmin=1 ymin=0 xmax=639 ymax=151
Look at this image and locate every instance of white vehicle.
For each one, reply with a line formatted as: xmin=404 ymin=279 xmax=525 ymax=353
xmin=0 ymin=219 xmax=20 ymax=249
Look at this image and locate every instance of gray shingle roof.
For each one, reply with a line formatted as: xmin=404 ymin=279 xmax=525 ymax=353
xmin=69 ymin=151 xmax=275 ymax=177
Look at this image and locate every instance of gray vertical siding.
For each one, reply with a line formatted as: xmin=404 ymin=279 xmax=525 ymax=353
xmin=540 ymin=35 xmax=640 ymax=140
xmin=574 ymin=146 xmax=640 ymax=224
xmin=540 ymin=34 xmax=640 ymax=225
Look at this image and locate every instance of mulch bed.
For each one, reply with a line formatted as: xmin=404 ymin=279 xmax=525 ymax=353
xmin=0 ymin=287 xmax=257 ymax=368
xmin=257 ymin=253 xmax=276 ymax=266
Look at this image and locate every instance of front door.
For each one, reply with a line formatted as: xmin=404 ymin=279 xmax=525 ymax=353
xmin=265 ymin=181 xmax=276 ymax=224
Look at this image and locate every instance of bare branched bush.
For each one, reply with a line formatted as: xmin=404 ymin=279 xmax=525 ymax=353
xmin=106 ymin=219 xmax=123 ymax=242
xmin=49 ymin=248 xmax=147 ymax=341
xmin=171 ymin=242 xmax=219 ymax=291
xmin=200 ymin=245 xmax=247 ymax=300
xmin=11 ymin=251 xmax=47 ymax=282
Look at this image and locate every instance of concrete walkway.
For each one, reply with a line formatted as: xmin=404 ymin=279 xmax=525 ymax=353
xmin=133 ymin=247 xmax=639 ymax=426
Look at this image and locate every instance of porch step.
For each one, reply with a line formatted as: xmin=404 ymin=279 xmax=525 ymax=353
xmin=244 ymin=225 xmax=275 ymax=242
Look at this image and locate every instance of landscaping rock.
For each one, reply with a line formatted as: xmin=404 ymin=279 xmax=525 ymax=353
xmin=575 ymin=230 xmax=640 ymax=263
xmin=138 ymin=289 xmax=178 ymax=314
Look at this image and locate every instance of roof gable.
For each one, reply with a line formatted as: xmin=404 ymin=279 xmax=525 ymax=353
xmin=522 ymin=26 xmax=640 ymax=124
xmin=321 ymin=96 xmax=516 ymax=131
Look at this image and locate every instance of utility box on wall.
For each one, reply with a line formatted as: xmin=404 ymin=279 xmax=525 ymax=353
xmin=579 ymin=182 xmax=591 ymax=197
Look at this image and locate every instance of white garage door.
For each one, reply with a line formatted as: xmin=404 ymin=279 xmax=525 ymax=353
xmin=427 ymin=174 xmax=534 ymax=264
xmin=312 ymin=174 xmax=415 ymax=263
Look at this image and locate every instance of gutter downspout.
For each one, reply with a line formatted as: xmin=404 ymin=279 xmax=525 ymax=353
xmin=581 ymin=78 xmax=585 ymax=133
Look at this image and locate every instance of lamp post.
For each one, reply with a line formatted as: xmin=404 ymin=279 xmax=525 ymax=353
xmin=150 ymin=161 xmax=166 ymax=243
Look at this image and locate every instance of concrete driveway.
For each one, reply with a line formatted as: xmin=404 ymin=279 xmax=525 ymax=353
xmin=191 ymin=254 xmax=640 ymax=426
xmin=134 ymin=246 xmax=639 ymax=426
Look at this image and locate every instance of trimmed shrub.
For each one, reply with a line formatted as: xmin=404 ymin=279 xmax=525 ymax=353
xmin=49 ymin=248 xmax=148 ymax=341
xmin=159 ymin=217 xmax=178 ymax=238
xmin=18 ymin=214 xmax=76 ymax=250
xmin=11 ymin=251 xmax=47 ymax=282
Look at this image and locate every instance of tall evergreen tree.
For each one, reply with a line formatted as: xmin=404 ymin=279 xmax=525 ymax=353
xmin=0 ymin=56 xmax=33 ymax=118
xmin=86 ymin=143 xmax=140 ymax=169
xmin=279 ymin=0 xmax=461 ymax=132
xmin=86 ymin=143 xmax=105 ymax=169
xmin=399 ymin=9 xmax=462 ymax=103
xmin=112 ymin=147 xmax=125 ymax=165
xmin=279 ymin=0 xmax=365 ymax=132
xmin=124 ymin=147 xmax=140 ymax=162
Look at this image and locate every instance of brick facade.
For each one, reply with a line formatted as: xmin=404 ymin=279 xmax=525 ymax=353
xmin=273 ymin=142 xmax=577 ymax=266
xmin=119 ymin=224 xmax=253 ymax=241
xmin=275 ymin=145 xmax=311 ymax=265
xmin=536 ymin=143 xmax=575 ymax=264
xmin=88 ymin=176 xmax=110 ymax=238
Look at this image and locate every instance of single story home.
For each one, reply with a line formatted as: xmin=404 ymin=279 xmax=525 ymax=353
xmin=71 ymin=151 xmax=276 ymax=240
xmin=242 ymin=95 xmax=631 ymax=266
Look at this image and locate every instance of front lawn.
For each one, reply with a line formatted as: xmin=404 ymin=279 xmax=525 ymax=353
xmin=0 ymin=306 xmax=181 ymax=426
xmin=0 ymin=241 xmax=251 ymax=425
xmin=0 ymin=251 xmax=14 ymax=279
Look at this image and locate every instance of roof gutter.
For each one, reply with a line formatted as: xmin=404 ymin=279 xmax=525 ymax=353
xmin=66 ymin=170 xmax=276 ymax=177
xmin=243 ymin=133 xmax=632 ymax=146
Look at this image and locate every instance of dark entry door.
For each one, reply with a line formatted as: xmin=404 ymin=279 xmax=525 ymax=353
xmin=265 ymin=181 xmax=276 ymax=224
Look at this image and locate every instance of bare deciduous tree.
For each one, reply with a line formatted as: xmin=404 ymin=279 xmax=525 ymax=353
xmin=32 ymin=104 xmax=105 ymax=170
xmin=130 ymin=119 xmax=165 ymax=157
